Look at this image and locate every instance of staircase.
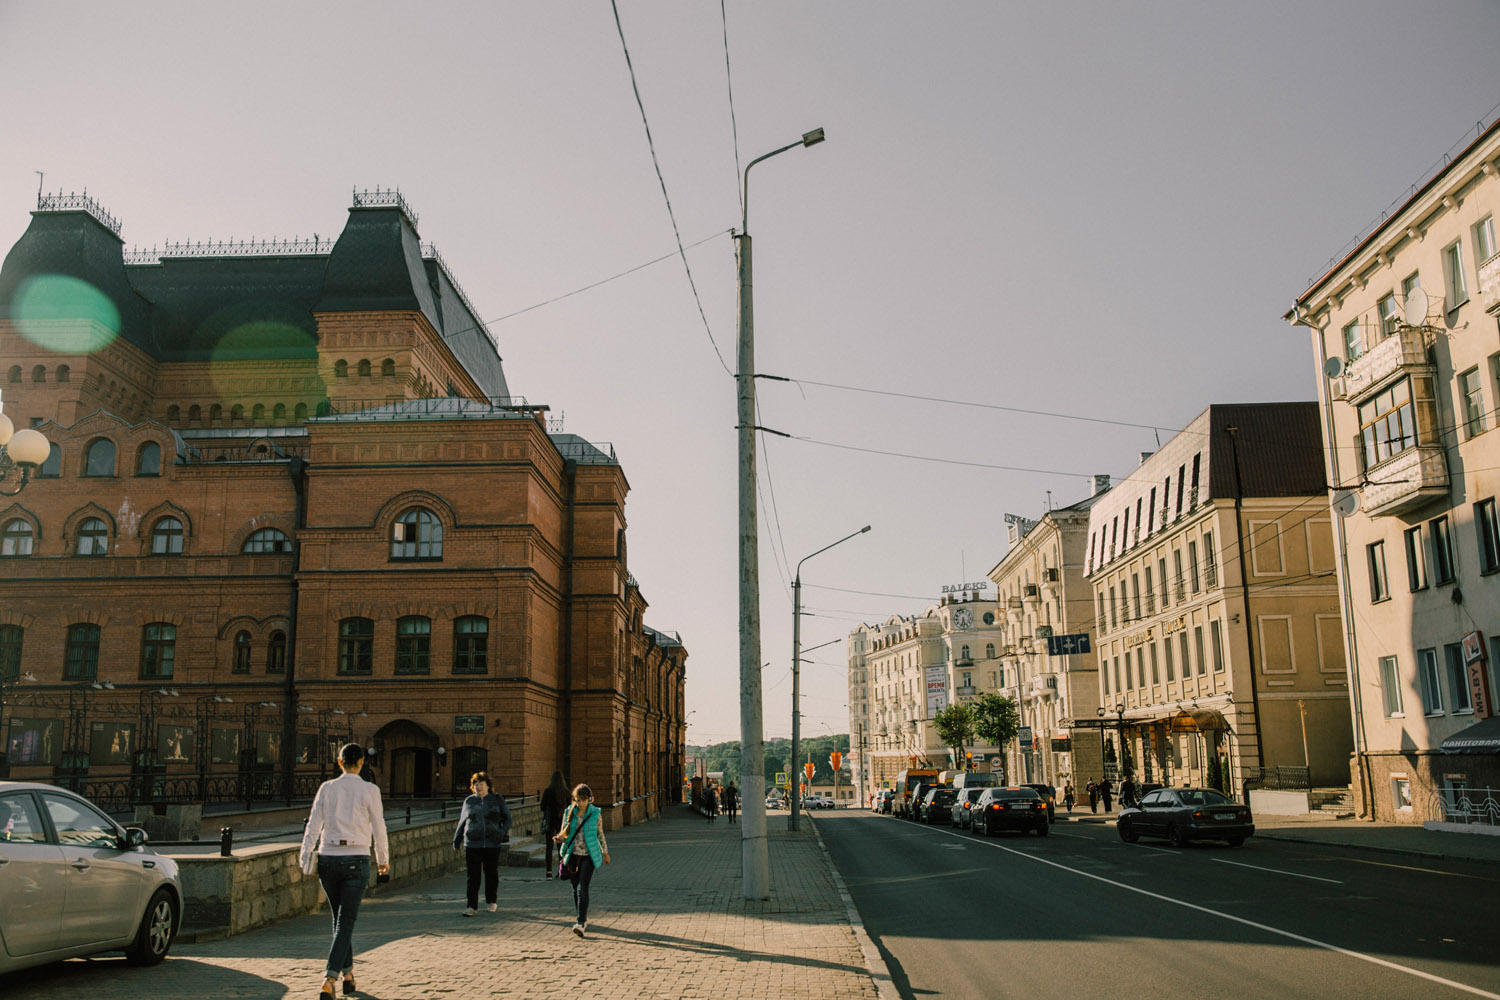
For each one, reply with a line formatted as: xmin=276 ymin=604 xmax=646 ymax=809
xmin=501 ymin=833 xmax=549 ymax=868
xmin=1308 ymin=787 xmax=1356 ymax=819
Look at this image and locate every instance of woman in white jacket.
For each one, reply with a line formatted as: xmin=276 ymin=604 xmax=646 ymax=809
xmin=300 ymin=743 xmax=390 ymax=999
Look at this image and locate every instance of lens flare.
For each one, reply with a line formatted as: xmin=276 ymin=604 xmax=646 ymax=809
xmin=14 ymin=274 xmax=121 ymax=353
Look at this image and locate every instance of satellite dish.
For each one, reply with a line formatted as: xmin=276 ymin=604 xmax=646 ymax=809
xmin=1331 ymin=490 xmax=1360 ymax=518
xmin=1404 ymin=286 xmax=1429 ymax=327
xmin=1323 ymin=356 xmax=1344 ymax=379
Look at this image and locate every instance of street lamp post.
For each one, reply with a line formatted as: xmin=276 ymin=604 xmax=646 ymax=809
xmin=0 ymin=400 xmax=52 ymax=496
xmin=196 ymin=694 xmax=232 ymax=797
xmin=737 ymin=125 xmax=825 ymax=900
xmin=790 ymin=524 xmax=869 ymax=830
xmin=0 ymin=670 xmax=38 ymax=777
xmin=1098 ymin=703 xmax=1126 ymax=781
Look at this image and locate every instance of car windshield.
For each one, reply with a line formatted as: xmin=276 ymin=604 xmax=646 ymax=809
xmin=964 ymin=789 xmax=985 ymax=801
xmin=1178 ymin=789 xmax=1232 ymax=806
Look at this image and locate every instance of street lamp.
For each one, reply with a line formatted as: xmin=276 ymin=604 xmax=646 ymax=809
xmin=0 ymin=402 xmax=51 ymax=496
xmin=736 ymin=125 xmax=826 ymax=900
xmin=790 ymin=524 xmax=870 ymax=831
xmin=1098 ymin=703 xmax=1126 ymax=781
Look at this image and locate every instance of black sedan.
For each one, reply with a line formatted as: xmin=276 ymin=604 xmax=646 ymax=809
xmin=973 ymin=787 xmax=1049 ymax=837
xmin=1116 ymin=787 xmax=1254 ymax=847
xmin=1021 ymin=783 xmax=1056 ymax=822
xmin=919 ymin=788 xmax=959 ymax=824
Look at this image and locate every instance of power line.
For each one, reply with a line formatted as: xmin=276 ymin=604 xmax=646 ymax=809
xmin=720 ymin=0 xmax=743 ymax=217
xmin=608 ymin=0 xmax=733 ymax=378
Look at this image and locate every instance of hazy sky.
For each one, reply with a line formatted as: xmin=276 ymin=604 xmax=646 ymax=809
xmin=5 ymin=2 xmax=1500 ymax=747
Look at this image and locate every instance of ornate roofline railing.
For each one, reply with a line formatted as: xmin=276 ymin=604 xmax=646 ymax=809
xmin=419 ymin=243 xmax=490 ymax=343
xmin=37 ymin=191 xmax=122 ymax=237
xmin=352 ymin=186 xmax=419 ymax=228
xmin=123 ymin=236 xmax=332 ymax=265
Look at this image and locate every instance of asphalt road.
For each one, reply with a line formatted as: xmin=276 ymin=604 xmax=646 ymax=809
xmin=816 ymin=809 xmax=1500 ymax=1000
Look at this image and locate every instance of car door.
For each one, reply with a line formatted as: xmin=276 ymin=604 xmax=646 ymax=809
xmin=41 ymin=792 xmax=145 ymax=949
xmin=1137 ymin=790 xmax=1169 ymax=836
xmin=0 ymin=791 xmax=66 ymax=959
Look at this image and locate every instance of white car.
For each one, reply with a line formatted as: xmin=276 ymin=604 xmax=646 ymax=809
xmin=0 ymin=781 xmax=182 ymax=973
xmin=765 ymin=795 xmax=783 ymax=809
xmin=803 ymin=794 xmax=834 ymax=809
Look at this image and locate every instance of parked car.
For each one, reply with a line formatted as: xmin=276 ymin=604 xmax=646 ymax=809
xmin=0 ymin=781 xmax=182 ymax=974
xmin=973 ymin=786 xmax=1049 ymax=837
xmin=951 ymin=787 xmax=987 ymax=829
xmin=918 ymin=788 xmax=959 ymax=824
xmin=1021 ymin=783 xmax=1056 ymax=822
xmin=875 ymin=789 xmax=894 ymax=814
xmin=905 ymin=782 xmax=935 ymax=820
xmin=803 ymin=794 xmax=834 ymax=810
xmin=1116 ymin=787 xmax=1254 ymax=847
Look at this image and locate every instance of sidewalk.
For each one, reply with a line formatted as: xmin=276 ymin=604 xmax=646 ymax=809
xmin=1059 ymin=808 xmax=1500 ymax=863
xmin=10 ymin=807 xmax=883 ymax=1000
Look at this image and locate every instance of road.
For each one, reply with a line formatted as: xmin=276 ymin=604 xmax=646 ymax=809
xmin=815 ymin=809 xmax=1500 ymax=1000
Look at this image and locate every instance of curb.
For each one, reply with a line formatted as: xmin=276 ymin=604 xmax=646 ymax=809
xmin=807 ymin=815 xmax=902 ymax=1000
xmin=1249 ymin=829 xmax=1451 ymax=862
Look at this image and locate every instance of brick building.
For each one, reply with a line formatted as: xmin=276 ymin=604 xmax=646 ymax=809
xmin=0 ymin=190 xmax=687 ymax=827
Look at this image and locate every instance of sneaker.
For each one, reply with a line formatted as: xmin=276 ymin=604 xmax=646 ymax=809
xmin=463 ymin=908 xmax=477 ymax=917
xmin=571 ymin=923 xmax=583 ymax=937
xmin=486 ymin=903 xmax=498 ymax=913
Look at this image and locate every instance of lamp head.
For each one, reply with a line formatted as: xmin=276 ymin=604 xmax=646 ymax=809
xmin=801 ymin=127 xmax=826 ymax=147
xmin=5 ymin=428 xmax=50 ymax=466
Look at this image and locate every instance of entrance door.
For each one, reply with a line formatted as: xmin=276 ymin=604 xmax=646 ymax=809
xmin=391 ymin=749 xmax=416 ymax=796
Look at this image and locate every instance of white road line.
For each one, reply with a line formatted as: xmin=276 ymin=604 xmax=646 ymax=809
xmin=934 ymin=825 xmax=1499 ymax=999
xmin=1212 ymin=858 xmax=1342 ymax=884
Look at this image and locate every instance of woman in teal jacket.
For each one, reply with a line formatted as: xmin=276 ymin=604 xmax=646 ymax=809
xmin=553 ymin=783 xmax=610 ymax=936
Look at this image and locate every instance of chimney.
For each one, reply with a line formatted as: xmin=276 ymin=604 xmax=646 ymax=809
xmin=1092 ymin=474 xmax=1111 ymax=496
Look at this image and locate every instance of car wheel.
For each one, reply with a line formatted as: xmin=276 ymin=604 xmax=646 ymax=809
xmin=1226 ymin=836 xmax=1246 ymax=847
xmin=1118 ymin=818 xmax=1139 ymax=843
xmin=1167 ymin=823 xmax=1188 ymax=849
xmin=125 ymin=887 xmax=178 ymax=966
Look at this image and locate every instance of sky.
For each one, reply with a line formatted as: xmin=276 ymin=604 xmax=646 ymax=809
xmin=4 ymin=1 xmax=1500 ymax=748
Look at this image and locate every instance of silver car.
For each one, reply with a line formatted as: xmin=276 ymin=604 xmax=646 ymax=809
xmin=0 ymin=781 xmax=182 ymax=973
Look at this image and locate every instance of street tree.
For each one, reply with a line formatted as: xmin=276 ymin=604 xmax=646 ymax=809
xmin=971 ymin=693 xmax=1020 ymax=782
xmin=932 ymin=702 xmax=977 ymax=768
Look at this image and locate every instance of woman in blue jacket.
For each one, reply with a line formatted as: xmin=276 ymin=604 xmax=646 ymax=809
xmin=452 ymin=771 xmax=511 ymax=916
xmin=553 ymin=783 xmax=610 ymax=937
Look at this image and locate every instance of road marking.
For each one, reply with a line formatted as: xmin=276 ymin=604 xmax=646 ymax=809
xmin=934 ymin=825 xmax=1500 ymax=999
xmin=1212 ymin=858 xmax=1342 ymax=884
xmin=1127 ymin=842 xmax=1179 ymax=855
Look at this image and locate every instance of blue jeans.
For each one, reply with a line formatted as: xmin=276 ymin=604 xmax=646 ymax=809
xmin=569 ymin=855 xmax=596 ymax=924
xmin=317 ymin=855 xmax=370 ymax=978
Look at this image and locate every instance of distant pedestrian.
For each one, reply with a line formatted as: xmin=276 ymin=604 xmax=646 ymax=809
xmin=1087 ymin=779 xmax=1098 ymax=813
xmin=554 ymin=783 xmax=611 ymax=937
xmin=722 ymin=782 xmax=739 ymax=823
xmin=1101 ymin=778 xmax=1114 ymax=812
xmin=705 ymin=786 xmax=718 ymax=822
xmin=452 ymin=771 xmax=511 ymax=916
xmin=300 ymin=743 xmax=390 ymax=1000
xmin=1063 ymin=783 xmax=1075 ymax=814
xmin=540 ymin=770 xmax=569 ymax=880
xmin=1120 ymin=776 xmax=1137 ymax=809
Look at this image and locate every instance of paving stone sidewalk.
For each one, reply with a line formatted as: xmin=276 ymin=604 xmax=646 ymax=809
xmin=9 ymin=807 xmax=882 ymax=1000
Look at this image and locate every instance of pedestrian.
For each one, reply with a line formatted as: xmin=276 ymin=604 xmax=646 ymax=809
xmin=299 ymin=743 xmax=390 ymax=1000
xmin=540 ymin=769 xmax=569 ymax=880
xmin=1120 ymin=775 xmax=1137 ymax=809
xmin=1087 ymin=778 xmax=1098 ymax=814
xmin=705 ymin=785 xmax=718 ymax=822
xmin=1063 ymin=782 xmax=1075 ymax=814
xmin=722 ymin=781 xmax=739 ymax=823
xmin=1101 ymin=777 xmax=1114 ymax=812
xmin=553 ymin=783 xmax=611 ymax=937
xmin=452 ymin=771 xmax=511 ymax=916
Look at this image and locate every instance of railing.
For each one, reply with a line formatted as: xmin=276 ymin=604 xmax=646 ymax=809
xmin=555 ymin=439 xmax=618 ymax=465
xmin=1429 ymin=787 xmax=1500 ymax=827
xmin=1244 ymin=765 xmax=1310 ymax=791
xmin=323 ymin=395 xmax=531 ymax=417
xmin=181 ymin=441 xmax=311 ymax=464
xmin=38 ymin=191 xmax=122 ymax=236
xmin=353 ymin=186 xmax=419 ymax=227
xmin=55 ymin=769 xmax=328 ymax=811
xmin=124 ymin=236 xmax=331 ymax=264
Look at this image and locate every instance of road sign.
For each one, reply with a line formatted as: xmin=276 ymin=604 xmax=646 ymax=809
xmin=1018 ymin=725 xmax=1033 ymax=747
xmin=988 ymin=756 xmax=1002 ymax=768
xmin=775 ymin=772 xmax=788 ymax=787
xmin=1046 ymin=633 xmax=1092 ymax=656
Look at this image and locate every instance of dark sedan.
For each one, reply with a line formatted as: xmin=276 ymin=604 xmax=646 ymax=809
xmin=951 ymin=787 xmax=986 ymax=829
xmin=1021 ymin=783 xmax=1056 ymax=822
xmin=973 ymin=787 xmax=1049 ymax=837
xmin=919 ymin=788 xmax=959 ymax=824
xmin=1116 ymin=787 xmax=1254 ymax=847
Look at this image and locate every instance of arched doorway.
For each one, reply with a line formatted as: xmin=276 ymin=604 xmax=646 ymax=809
xmin=375 ymin=719 xmax=440 ymax=798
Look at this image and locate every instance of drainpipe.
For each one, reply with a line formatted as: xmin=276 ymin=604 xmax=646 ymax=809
xmin=560 ymin=459 xmax=577 ymax=779
xmin=1223 ymin=426 xmax=1266 ymax=789
xmin=281 ymin=455 xmax=308 ymax=802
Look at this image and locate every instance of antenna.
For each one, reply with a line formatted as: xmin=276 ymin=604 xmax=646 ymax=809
xmin=34 ymin=171 xmax=43 ymax=205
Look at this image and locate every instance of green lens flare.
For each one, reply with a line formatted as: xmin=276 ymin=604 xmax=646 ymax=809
xmin=14 ymin=274 xmax=121 ymax=353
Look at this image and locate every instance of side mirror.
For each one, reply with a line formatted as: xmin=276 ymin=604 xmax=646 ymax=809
xmin=121 ymin=827 xmax=148 ymax=850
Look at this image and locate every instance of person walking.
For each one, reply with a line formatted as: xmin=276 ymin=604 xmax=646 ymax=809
xmin=1120 ymin=775 xmax=1137 ymax=809
xmin=1087 ymin=778 xmax=1098 ymax=814
xmin=1100 ymin=777 xmax=1114 ymax=812
xmin=540 ymin=769 xmax=569 ymax=880
xmin=722 ymin=782 xmax=739 ymax=823
xmin=705 ymin=785 xmax=718 ymax=823
xmin=1063 ymin=782 xmax=1075 ymax=814
xmin=300 ymin=743 xmax=390 ymax=1000
xmin=554 ymin=783 xmax=610 ymax=937
xmin=452 ymin=771 xmax=511 ymax=916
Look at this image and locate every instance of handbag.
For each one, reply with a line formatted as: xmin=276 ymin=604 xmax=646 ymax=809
xmin=557 ymin=805 xmax=590 ymax=879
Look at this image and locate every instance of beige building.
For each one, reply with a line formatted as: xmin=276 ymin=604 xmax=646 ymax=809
xmin=985 ymin=497 xmax=1105 ymax=789
xmin=1286 ymin=118 xmax=1500 ymax=822
xmin=1084 ymin=404 xmax=1353 ymax=792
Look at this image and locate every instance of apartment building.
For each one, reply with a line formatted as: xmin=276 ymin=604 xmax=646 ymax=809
xmin=1286 ymin=117 xmax=1500 ymax=822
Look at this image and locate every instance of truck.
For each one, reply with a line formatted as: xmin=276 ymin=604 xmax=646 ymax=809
xmin=893 ymin=767 xmax=941 ymax=819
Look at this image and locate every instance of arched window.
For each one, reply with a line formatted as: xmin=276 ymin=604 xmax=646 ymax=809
xmin=77 ymin=517 xmax=109 ymax=556
xmin=242 ymin=528 xmax=291 ymax=554
xmin=266 ymin=630 xmax=287 ymax=674
xmin=333 ymin=360 xmax=348 ymax=378
xmin=961 ymin=645 xmax=970 ymax=660
xmin=84 ymin=438 xmax=116 ymax=477
xmin=209 ymin=403 xmax=222 ymax=422
xmin=6 ymin=366 xmax=19 ymax=383
xmin=32 ymin=365 xmax=45 ymax=383
xmin=166 ymin=404 xmax=181 ymax=422
xmin=381 ymin=358 xmax=395 ymax=377
xmin=136 ymin=442 xmax=161 ymax=476
xmin=40 ymin=444 xmax=61 ymax=477
xmin=391 ymin=508 xmax=442 ymax=560
xmin=230 ymin=404 xmax=244 ymax=422
xmin=56 ymin=364 xmax=70 ymax=383
xmin=986 ymin=643 xmax=995 ymax=659
xmin=1 ymin=519 xmax=34 ymax=557
xmin=294 ymin=402 xmax=308 ymax=422
xmin=151 ymin=516 xmax=184 ymax=555
xmin=337 ymin=618 xmax=374 ymax=675
xmin=233 ymin=631 xmax=252 ymax=673
xmin=252 ymin=403 xmax=265 ymax=421
xmin=0 ymin=624 xmax=22 ymax=681
xmin=395 ymin=616 xmax=430 ymax=674
xmin=357 ymin=359 xmax=371 ymax=378
xmin=273 ymin=402 xmax=286 ymax=421
xmin=454 ymin=616 xmax=489 ymax=674
xmin=64 ymin=623 xmax=101 ymax=679
xmin=140 ymin=623 xmax=176 ymax=679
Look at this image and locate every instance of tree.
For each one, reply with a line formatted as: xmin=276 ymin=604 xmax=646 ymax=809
xmin=971 ymin=693 xmax=1020 ymax=781
xmin=932 ymin=703 xmax=977 ymax=766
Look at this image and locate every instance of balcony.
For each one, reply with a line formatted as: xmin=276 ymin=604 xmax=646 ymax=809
xmin=1026 ymin=673 xmax=1059 ymax=698
xmin=1337 ymin=325 xmax=1433 ymax=400
xmin=1023 ymin=584 xmax=1040 ymax=603
xmin=1479 ymin=251 xmax=1500 ymax=315
xmin=1362 ymin=444 xmax=1450 ymax=517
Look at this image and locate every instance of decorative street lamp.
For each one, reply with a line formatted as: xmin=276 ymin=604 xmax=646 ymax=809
xmin=1098 ymin=703 xmax=1127 ymax=780
xmin=0 ymin=402 xmax=51 ymax=496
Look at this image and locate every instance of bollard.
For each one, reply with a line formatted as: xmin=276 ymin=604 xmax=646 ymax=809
xmin=219 ymin=827 xmax=233 ymax=857
xmin=405 ymin=805 xmax=412 ymax=825
xmin=441 ymin=801 xmax=447 ymax=819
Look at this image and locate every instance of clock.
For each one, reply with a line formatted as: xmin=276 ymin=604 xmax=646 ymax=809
xmin=953 ymin=607 xmax=973 ymax=629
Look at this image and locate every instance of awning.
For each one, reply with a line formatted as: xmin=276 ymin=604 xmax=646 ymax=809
xmin=1168 ymin=709 xmax=1232 ymax=733
xmin=1439 ymin=715 xmax=1500 ymax=753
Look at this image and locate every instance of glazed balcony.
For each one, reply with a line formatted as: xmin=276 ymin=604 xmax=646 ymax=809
xmin=1480 ymin=251 xmax=1500 ymax=315
xmin=1362 ymin=444 xmax=1450 ymax=517
xmin=1334 ymin=325 xmax=1433 ymax=401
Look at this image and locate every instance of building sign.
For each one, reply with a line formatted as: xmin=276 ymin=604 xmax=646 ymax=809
xmin=1124 ymin=627 xmax=1155 ymax=650
xmin=454 ymin=715 xmax=485 ymax=734
xmin=1161 ymin=615 xmax=1188 ymax=636
xmin=941 ymin=581 xmax=990 ymax=594
xmin=1018 ymin=725 xmax=1033 ymax=748
xmin=925 ymin=665 xmax=949 ymax=716
xmin=1046 ymin=633 xmax=1092 ymax=655
xmin=1462 ymin=631 xmax=1491 ymax=719
xmin=1050 ymin=737 xmax=1071 ymax=753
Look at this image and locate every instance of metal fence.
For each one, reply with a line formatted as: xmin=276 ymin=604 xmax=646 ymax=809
xmin=56 ymin=769 xmax=327 ymax=812
xmin=1244 ymin=765 xmax=1311 ymax=791
xmin=1430 ymin=787 xmax=1500 ymax=827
